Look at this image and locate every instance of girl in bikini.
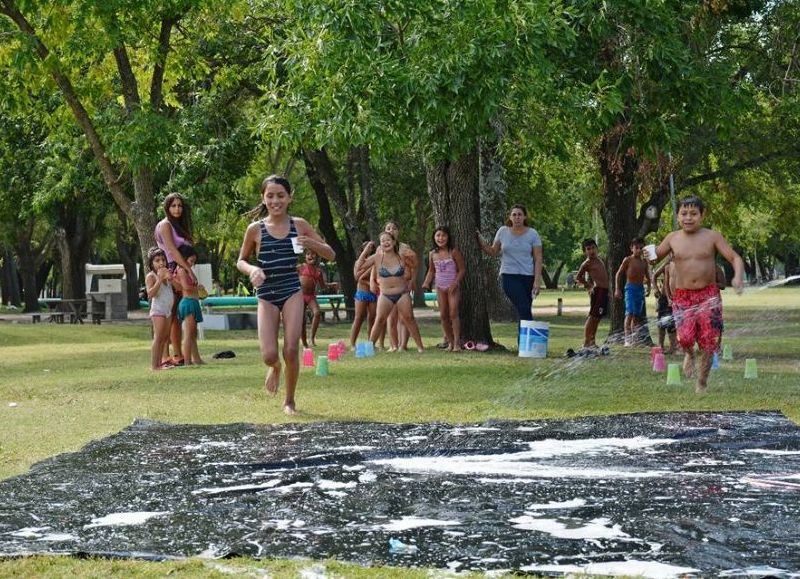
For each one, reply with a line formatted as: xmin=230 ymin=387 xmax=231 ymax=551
xmin=236 ymin=175 xmax=335 ymax=415
xmin=422 ymin=226 xmax=465 ymax=351
xmin=368 ymin=232 xmax=424 ymax=352
xmin=298 ymin=250 xmax=328 ymax=347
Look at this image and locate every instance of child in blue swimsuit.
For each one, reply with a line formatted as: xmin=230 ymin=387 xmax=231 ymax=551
xmin=350 ymin=241 xmax=378 ymax=349
xmin=236 ymin=175 xmax=335 ymax=415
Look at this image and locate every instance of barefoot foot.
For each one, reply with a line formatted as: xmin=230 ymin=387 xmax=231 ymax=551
xmin=265 ymin=364 xmax=281 ymax=397
xmin=694 ymin=380 xmax=708 ymax=394
xmin=683 ymin=352 xmax=695 ymax=379
xmin=283 ymin=402 xmax=297 ymax=415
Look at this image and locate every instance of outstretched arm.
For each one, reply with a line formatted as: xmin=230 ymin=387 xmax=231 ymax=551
xmin=236 ymin=223 xmax=266 ymax=287
xmin=477 ymin=230 xmax=501 ymax=257
xmin=714 ymin=232 xmax=745 ymax=293
xmin=614 ymin=258 xmax=629 ymax=298
xmin=575 ymin=260 xmax=590 ymax=290
xmin=295 ymin=218 xmax=335 ymax=261
xmin=532 ymin=245 xmax=543 ymax=294
xmin=421 ymin=251 xmax=435 ymax=291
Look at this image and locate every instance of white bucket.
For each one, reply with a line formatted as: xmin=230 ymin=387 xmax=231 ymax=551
xmin=518 ymin=320 xmax=549 ymax=358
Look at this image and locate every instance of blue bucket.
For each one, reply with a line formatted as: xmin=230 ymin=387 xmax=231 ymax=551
xmin=518 ymin=321 xmax=549 ymax=358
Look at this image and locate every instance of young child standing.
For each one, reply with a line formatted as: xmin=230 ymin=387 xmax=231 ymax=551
xmin=350 ymin=241 xmax=378 ymax=349
xmin=298 ymin=250 xmax=329 ymax=347
xmin=652 ymin=258 xmax=678 ymax=354
xmin=422 ymin=226 xmax=465 ymax=352
xmin=145 ymin=247 xmax=175 ymax=370
xmin=236 ymin=175 xmax=335 ymax=415
xmin=614 ymin=238 xmax=651 ymax=346
xmin=575 ymin=239 xmax=609 ymax=352
xmin=176 ymin=244 xmax=205 ymax=366
xmin=651 ymin=195 xmax=744 ymax=392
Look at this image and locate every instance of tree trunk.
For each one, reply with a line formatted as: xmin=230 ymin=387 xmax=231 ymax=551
xmin=302 ymin=151 xmax=357 ymax=311
xmin=598 ymin=128 xmax=639 ymax=341
xmin=116 ymin=208 xmax=143 ymax=309
xmin=427 ymin=151 xmax=494 ymax=344
xmin=1 ymin=246 xmax=22 ymax=307
xmin=785 ymin=249 xmax=799 ymax=280
xmin=478 ymin=122 xmax=517 ymax=321
xmin=356 ymin=146 xmax=382 ymax=241
xmin=54 ymin=204 xmax=95 ymax=300
xmin=412 ymin=194 xmax=431 ymax=307
xmin=14 ymin=220 xmax=44 ymax=313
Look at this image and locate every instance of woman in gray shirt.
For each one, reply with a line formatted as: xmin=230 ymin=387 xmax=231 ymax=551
xmin=478 ymin=204 xmax=543 ymax=323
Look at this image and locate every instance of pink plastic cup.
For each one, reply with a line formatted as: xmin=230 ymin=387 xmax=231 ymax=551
xmin=327 ymin=343 xmax=339 ymax=362
xmin=652 ymin=352 xmax=666 ymax=372
xmin=302 ymin=348 xmax=314 ymax=367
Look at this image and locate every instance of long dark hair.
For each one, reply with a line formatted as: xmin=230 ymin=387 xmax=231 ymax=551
xmin=431 ymin=226 xmax=454 ymax=251
xmin=251 ymin=175 xmax=293 ymax=220
xmin=162 ymin=193 xmax=193 ymax=243
xmin=505 ymin=204 xmax=529 ymax=227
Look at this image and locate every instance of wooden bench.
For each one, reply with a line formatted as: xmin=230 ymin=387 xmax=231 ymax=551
xmin=201 ymin=295 xmax=347 ymax=321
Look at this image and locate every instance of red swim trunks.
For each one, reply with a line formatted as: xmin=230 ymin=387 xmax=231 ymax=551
xmin=672 ymin=284 xmax=723 ymax=353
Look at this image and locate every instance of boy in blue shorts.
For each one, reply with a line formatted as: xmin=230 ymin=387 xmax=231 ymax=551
xmin=614 ymin=238 xmax=651 ymax=346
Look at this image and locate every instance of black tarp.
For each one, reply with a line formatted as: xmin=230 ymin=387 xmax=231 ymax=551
xmin=1 ymin=412 xmax=799 ymax=576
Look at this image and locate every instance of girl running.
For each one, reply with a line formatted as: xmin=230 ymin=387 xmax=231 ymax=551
xmin=236 ymin=175 xmax=335 ymax=415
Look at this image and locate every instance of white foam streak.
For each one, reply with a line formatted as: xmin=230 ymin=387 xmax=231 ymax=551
xmin=85 ymin=511 xmax=169 ymax=528
xmin=742 ymin=449 xmax=800 ymax=456
xmin=527 ymin=499 xmax=587 ymax=510
xmin=520 ymin=560 xmax=700 ymax=578
xmin=371 ymin=437 xmax=678 ymax=479
xmin=379 ymin=516 xmax=461 ymax=531
xmin=509 ymin=516 xmax=628 ymax=540
xmin=192 ymin=479 xmax=282 ymax=496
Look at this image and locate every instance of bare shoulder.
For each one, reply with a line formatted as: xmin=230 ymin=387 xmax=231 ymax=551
xmin=244 ymin=220 xmax=262 ymax=236
xmin=292 ymin=216 xmax=313 ymax=233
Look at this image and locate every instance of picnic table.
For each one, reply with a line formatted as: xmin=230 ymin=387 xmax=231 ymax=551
xmin=38 ymin=298 xmax=87 ymax=324
xmin=202 ymin=294 xmax=347 ymax=321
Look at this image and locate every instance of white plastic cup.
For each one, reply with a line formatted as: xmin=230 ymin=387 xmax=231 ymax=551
xmin=291 ymin=237 xmax=304 ymax=254
xmin=643 ymin=244 xmax=657 ymax=262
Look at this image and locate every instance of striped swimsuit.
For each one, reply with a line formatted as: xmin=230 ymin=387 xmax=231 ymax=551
xmin=256 ymin=219 xmax=301 ymax=310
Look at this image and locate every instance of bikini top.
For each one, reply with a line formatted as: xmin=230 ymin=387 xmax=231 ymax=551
xmin=378 ymin=254 xmax=405 ymax=278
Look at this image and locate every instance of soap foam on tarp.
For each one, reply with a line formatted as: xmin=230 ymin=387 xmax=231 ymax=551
xmin=0 ymin=411 xmax=799 ymax=576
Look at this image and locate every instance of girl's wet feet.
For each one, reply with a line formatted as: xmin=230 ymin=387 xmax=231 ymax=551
xmin=283 ymin=402 xmax=297 ymax=415
xmin=265 ymin=364 xmax=281 ymax=396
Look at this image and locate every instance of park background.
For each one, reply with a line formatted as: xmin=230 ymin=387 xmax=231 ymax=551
xmin=1 ymin=1 xmax=799 ymax=576
xmin=0 ymin=0 xmax=798 ymax=343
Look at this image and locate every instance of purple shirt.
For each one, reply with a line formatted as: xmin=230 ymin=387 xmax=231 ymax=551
xmin=155 ymin=219 xmax=190 ymax=265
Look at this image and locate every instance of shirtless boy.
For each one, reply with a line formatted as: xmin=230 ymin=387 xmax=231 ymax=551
xmin=575 ymin=239 xmax=609 ymax=351
xmin=614 ymin=238 xmax=651 ymax=346
xmin=651 ymin=195 xmax=744 ymax=392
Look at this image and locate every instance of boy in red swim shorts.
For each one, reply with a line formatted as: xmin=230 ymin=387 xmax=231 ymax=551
xmin=650 ymin=195 xmax=744 ymax=393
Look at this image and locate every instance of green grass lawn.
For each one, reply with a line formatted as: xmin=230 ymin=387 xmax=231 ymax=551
xmin=1 ymin=287 xmax=798 ymax=577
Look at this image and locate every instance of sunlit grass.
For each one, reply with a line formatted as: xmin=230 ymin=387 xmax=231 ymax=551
xmin=0 ymin=286 xmax=797 ymax=575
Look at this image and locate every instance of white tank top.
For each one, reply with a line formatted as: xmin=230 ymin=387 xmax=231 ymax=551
xmin=150 ymin=279 xmax=174 ymax=316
